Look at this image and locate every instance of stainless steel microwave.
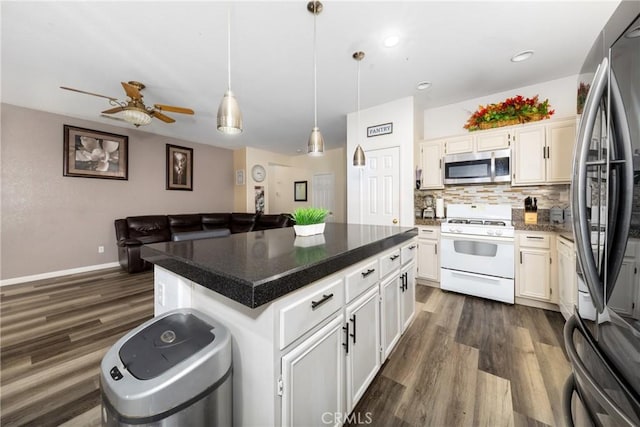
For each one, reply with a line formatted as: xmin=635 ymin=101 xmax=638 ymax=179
xmin=443 ymin=148 xmax=511 ymax=185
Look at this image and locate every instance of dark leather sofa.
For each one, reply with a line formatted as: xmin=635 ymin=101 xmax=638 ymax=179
xmin=115 ymin=213 xmax=292 ymax=273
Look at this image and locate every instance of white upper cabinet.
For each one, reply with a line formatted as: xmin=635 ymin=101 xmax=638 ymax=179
xmin=546 ymin=119 xmax=577 ymax=183
xmin=443 ymin=135 xmax=474 ymax=155
xmin=419 ymin=140 xmax=444 ymax=189
xmin=475 ymin=128 xmax=511 ymax=152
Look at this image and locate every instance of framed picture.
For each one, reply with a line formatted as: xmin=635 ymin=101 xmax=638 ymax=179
xmin=166 ymin=144 xmax=193 ymax=191
xmin=235 ymin=169 xmax=245 ymax=186
xmin=294 ymin=181 xmax=307 ymax=201
xmin=63 ymin=125 xmax=128 ymax=180
xmin=255 ymin=186 xmax=265 ymax=213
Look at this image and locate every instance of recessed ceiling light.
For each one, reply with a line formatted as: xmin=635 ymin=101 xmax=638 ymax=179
xmin=511 ymin=50 xmax=534 ymax=62
xmin=383 ymin=34 xmax=400 ymax=48
xmin=417 ymin=81 xmax=432 ymax=90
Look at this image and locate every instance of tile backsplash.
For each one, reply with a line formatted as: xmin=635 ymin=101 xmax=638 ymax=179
xmin=415 ymin=184 xmax=570 ymax=212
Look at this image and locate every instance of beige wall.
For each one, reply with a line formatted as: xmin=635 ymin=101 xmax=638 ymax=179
xmin=1 ymin=104 xmax=234 ymax=280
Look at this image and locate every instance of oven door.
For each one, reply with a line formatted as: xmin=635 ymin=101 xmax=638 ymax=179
xmin=440 ymin=233 xmax=514 ymax=279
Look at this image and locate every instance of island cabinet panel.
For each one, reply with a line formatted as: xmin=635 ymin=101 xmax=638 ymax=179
xmin=148 ymin=231 xmax=417 ymax=427
xmin=281 ymin=315 xmax=345 ymax=427
xmin=345 ymin=285 xmax=381 ymax=413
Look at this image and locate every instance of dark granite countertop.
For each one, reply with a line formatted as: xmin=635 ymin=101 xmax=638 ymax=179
xmin=141 ymin=223 xmax=418 ymax=309
xmin=513 ymin=221 xmax=574 ymax=241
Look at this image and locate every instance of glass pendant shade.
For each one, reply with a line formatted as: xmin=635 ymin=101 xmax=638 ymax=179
xmin=308 ymin=126 xmax=324 ymax=156
xmin=217 ymin=89 xmax=243 ymax=134
xmin=122 ymin=108 xmax=152 ymax=126
xmin=353 ymin=144 xmax=366 ymax=167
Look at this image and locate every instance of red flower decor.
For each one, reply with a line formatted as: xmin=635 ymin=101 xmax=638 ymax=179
xmin=463 ymin=95 xmax=555 ymax=131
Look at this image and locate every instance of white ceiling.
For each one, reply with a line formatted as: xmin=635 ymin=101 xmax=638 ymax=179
xmin=1 ymin=1 xmax=619 ymax=155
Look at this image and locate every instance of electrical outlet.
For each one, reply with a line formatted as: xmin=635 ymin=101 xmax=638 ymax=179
xmin=98 ymin=246 xmax=104 ymax=253
xmin=157 ymin=283 xmax=165 ymax=306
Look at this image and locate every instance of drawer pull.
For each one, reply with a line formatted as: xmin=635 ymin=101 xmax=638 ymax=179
xmin=408 ymin=245 xmax=417 ymax=250
xmin=361 ymin=268 xmax=376 ymax=278
xmin=390 ymin=254 xmax=400 ymax=261
xmin=350 ymin=315 xmax=357 ymax=344
xmin=526 ymin=236 xmax=544 ymax=240
xmin=311 ymin=293 xmax=334 ymax=310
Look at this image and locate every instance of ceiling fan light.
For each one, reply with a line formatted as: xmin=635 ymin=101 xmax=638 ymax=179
xmin=307 ymin=127 xmax=324 ymax=156
xmin=122 ymin=108 xmax=152 ymax=126
xmin=217 ymin=89 xmax=243 ymax=134
xmin=353 ymin=144 xmax=366 ymax=167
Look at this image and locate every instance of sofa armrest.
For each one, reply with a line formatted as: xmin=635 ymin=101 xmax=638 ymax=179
xmin=118 ymin=238 xmax=143 ymax=247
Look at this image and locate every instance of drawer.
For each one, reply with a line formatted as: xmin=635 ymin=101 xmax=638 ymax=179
xmin=279 ymin=278 xmax=344 ymax=350
xmin=379 ymin=248 xmax=402 ymax=279
xmin=518 ymin=233 xmax=550 ymax=248
xmin=401 ymin=240 xmax=418 ymax=265
xmin=418 ymin=227 xmax=440 ymax=240
xmin=345 ymin=259 xmax=379 ymax=303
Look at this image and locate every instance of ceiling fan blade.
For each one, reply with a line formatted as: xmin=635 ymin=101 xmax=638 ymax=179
xmin=153 ymin=104 xmax=194 ymax=115
xmin=60 ymin=86 xmax=118 ymax=101
xmin=121 ymin=81 xmax=141 ymax=100
xmin=151 ymin=111 xmax=175 ymax=123
xmin=101 ymin=106 xmax=125 ymax=114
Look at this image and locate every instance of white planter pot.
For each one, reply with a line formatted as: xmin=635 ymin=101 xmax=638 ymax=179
xmin=293 ymin=223 xmax=326 ymax=237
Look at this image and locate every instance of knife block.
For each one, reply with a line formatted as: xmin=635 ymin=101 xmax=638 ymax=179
xmin=524 ymin=212 xmax=538 ymax=224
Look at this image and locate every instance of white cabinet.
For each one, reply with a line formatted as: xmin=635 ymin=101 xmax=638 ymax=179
xmin=417 ymin=226 xmax=440 ymax=283
xmin=516 ymin=232 xmax=557 ymax=304
xmin=400 ymin=261 xmax=416 ymax=331
xmin=444 ymin=135 xmax=474 ymax=154
xmin=380 ymin=272 xmax=401 ymax=360
xmin=608 ymin=241 xmax=638 ymax=318
xmin=345 ymin=285 xmax=381 ymax=412
xmin=420 ymin=141 xmax=444 ymax=189
xmin=512 ymin=119 xmax=576 ymax=185
xmin=557 ymin=236 xmax=577 ymax=320
xmin=281 ymin=315 xmax=345 ymax=427
xmin=475 ymin=129 xmax=511 ymax=151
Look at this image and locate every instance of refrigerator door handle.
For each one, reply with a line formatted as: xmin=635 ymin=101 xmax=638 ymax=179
xmin=563 ymin=315 xmax=638 ymax=426
xmin=572 ymin=57 xmax=609 ymax=313
xmin=604 ymin=69 xmax=634 ymax=302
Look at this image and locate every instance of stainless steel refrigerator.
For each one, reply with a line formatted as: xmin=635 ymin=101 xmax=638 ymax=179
xmin=564 ymin=1 xmax=640 ymax=425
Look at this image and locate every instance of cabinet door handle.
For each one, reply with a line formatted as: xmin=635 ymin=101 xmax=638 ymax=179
xmin=350 ymin=315 xmax=357 ymax=344
xmin=342 ymin=323 xmax=349 ymax=354
xmin=435 ymin=243 xmax=438 ymax=255
xmin=311 ymin=293 xmax=334 ymax=310
xmin=400 ymin=273 xmax=405 ymax=291
xmin=408 ymin=245 xmax=417 ymax=250
xmin=361 ymin=268 xmax=376 ymax=278
xmin=390 ymin=254 xmax=400 ymax=261
xmin=520 ymin=251 xmax=523 ymax=264
xmin=526 ymin=236 xmax=544 ymax=240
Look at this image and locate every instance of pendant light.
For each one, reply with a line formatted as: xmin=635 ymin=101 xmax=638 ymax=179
xmin=307 ymin=1 xmax=324 ymax=156
xmin=217 ymin=7 xmax=243 ymax=134
xmin=353 ymin=51 xmax=366 ymax=167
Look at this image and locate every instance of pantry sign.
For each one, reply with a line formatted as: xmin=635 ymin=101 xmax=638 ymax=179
xmin=367 ymin=122 xmax=393 ymax=138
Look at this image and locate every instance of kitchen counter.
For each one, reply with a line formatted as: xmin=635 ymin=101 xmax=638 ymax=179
xmin=414 ymin=218 xmax=443 ymax=226
xmin=141 ymin=222 xmax=418 ymax=308
xmin=513 ymin=221 xmax=574 ymax=241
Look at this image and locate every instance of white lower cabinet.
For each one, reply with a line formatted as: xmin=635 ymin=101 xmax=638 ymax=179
xmin=516 ymin=232 xmax=556 ymax=304
xmin=608 ymin=241 xmax=638 ymax=318
xmin=345 ymin=285 xmax=381 ymax=412
xmin=281 ymin=314 xmax=345 ymax=427
xmin=417 ymin=226 xmax=440 ymax=282
xmin=380 ymin=271 xmax=401 ymax=360
xmin=400 ymin=261 xmax=416 ymax=331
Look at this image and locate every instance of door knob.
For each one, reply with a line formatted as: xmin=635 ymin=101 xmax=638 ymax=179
xmin=392 ymin=219 xmax=398 ymax=224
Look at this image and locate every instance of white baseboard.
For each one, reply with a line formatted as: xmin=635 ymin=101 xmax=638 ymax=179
xmin=0 ymin=262 xmax=121 ymax=287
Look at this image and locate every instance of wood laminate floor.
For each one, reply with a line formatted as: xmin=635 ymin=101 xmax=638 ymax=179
xmin=0 ymin=271 xmax=570 ymax=426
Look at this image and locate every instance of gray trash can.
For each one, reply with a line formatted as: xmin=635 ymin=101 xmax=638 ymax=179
xmin=100 ymin=308 xmax=232 ymax=426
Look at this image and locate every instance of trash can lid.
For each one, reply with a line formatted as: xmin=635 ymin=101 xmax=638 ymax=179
xmin=119 ymin=312 xmax=215 ymax=380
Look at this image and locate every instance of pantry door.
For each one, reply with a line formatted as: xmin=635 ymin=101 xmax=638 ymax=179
xmin=361 ymin=147 xmax=400 ymax=226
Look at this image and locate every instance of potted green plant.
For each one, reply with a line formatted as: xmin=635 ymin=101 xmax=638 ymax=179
xmin=290 ymin=207 xmax=329 ymax=236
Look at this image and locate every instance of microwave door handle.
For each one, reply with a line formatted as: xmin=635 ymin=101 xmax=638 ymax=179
xmin=573 ymin=57 xmax=609 ymax=313
xmin=490 ymin=151 xmax=496 ymax=181
xmin=604 ymin=69 xmax=634 ymax=301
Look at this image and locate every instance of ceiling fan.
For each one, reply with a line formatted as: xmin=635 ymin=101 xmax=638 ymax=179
xmin=60 ymin=81 xmax=194 ymax=127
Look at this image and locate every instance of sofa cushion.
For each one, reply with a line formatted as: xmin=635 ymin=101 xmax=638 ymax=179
xmin=168 ymin=214 xmax=203 ymax=234
xmin=253 ymin=214 xmax=292 ymax=231
xmin=230 ymin=213 xmax=258 ymax=233
xmin=201 ymin=213 xmax=231 ymax=231
xmin=126 ymin=216 xmax=171 ymax=244
xmin=172 ymin=229 xmax=231 ymax=242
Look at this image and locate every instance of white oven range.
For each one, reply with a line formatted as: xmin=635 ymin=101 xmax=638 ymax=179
xmin=440 ymin=204 xmax=515 ymax=304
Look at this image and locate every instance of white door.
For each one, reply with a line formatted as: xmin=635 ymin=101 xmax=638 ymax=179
xmin=312 ymin=173 xmax=335 ymax=222
xmin=362 ymin=147 xmax=400 ymax=226
xmin=281 ymin=315 xmax=344 ymax=427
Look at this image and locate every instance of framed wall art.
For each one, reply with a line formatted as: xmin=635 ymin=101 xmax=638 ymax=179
xmin=255 ymin=186 xmax=265 ymax=213
xmin=63 ymin=125 xmax=128 ymax=180
xmin=236 ymin=169 xmax=245 ymax=186
xmin=166 ymin=144 xmax=193 ymax=191
xmin=294 ymin=181 xmax=308 ymax=201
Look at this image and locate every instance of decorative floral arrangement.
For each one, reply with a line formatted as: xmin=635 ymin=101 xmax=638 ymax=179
xmin=289 ymin=207 xmax=329 ymax=225
xmin=463 ymin=95 xmax=555 ymax=131
xmin=577 ymin=82 xmax=590 ymax=114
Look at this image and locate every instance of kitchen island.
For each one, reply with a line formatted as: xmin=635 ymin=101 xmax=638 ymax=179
xmin=141 ymin=223 xmax=418 ymax=426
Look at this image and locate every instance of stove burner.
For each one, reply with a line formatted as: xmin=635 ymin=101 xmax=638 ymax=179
xmin=484 ymin=220 xmax=506 ymax=226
